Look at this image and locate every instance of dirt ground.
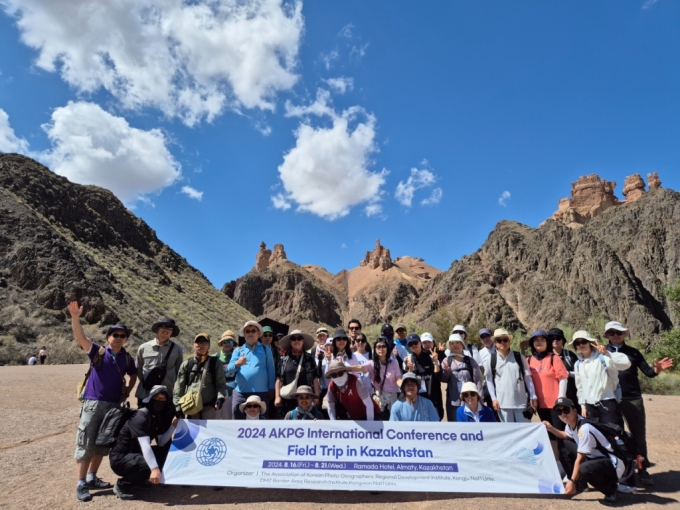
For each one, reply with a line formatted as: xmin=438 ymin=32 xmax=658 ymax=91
xmin=1 ymin=364 xmax=678 ymax=510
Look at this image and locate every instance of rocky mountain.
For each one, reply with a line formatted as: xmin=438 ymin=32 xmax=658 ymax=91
xmin=0 ymin=153 xmax=253 ymax=364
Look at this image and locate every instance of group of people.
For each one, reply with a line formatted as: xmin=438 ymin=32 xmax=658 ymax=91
xmin=27 ymin=346 xmax=48 ymax=365
xmin=68 ymin=299 xmax=673 ymax=505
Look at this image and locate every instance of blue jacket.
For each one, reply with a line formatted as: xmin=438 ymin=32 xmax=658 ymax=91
xmin=456 ymin=404 xmax=496 ymax=423
xmin=227 ymin=343 xmax=276 ymax=393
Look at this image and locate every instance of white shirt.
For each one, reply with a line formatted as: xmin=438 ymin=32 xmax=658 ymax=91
xmin=565 ymin=418 xmax=625 ymax=478
xmin=483 ymin=351 xmax=537 ymax=408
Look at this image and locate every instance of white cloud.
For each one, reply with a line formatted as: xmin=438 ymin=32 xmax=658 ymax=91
xmin=350 ymin=43 xmax=369 ymax=61
xmin=339 ymin=23 xmax=354 ymax=39
xmin=642 ymin=0 xmax=659 ymax=9
xmin=421 ymin=187 xmax=443 ymax=206
xmin=0 ymin=109 xmax=29 ymax=153
xmin=364 ymin=203 xmax=383 ymax=217
xmin=274 ymin=89 xmax=387 ymax=220
xmin=3 ymin=0 xmax=304 ymax=126
xmin=341 ymin=242 xmax=348 ymax=249
xmin=181 ymin=186 xmax=203 ymax=201
xmin=320 ymin=50 xmax=339 ymax=70
xmin=40 ymin=101 xmax=181 ymax=204
xmin=498 ymin=190 xmax=511 ymax=206
xmin=395 ymin=167 xmax=439 ymax=207
xmin=324 ymin=77 xmax=354 ymax=94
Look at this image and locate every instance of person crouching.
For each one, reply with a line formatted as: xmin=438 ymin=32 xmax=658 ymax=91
xmin=390 ymin=373 xmax=440 ymax=422
xmin=456 ymin=382 xmax=497 ymax=422
xmin=239 ymin=395 xmax=267 ymax=420
xmin=284 ymin=386 xmax=324 ymax=420
xmin=109 ymin=386 xmax=177 ymax=500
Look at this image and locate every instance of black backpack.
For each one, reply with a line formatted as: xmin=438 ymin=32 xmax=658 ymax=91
xmin=142 ymin=342 xmax=176 ymax=390
xmin=446 ymin=355 xmax=474 ymax=382
xmin=96 ymin=405 xmax=136 ymax=447
xmin=576 ymin=418 xmax=638 ymax=463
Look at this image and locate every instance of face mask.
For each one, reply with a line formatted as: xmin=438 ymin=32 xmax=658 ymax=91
xmin=334 ymin=373 xmax=348 ymax=387
xmin=152 ymin=400 xmax=167 ymax=413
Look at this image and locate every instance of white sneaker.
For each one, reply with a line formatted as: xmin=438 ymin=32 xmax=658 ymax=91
xmin=617 ymin=484 xmax=637 ymax=493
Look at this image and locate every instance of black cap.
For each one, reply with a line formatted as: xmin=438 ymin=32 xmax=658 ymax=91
xmin=332 ymin=329 xmax=350 ymax=340
xmin=547 ymin=328 xmax=566 ymax=341
xmin=381 ymin=324 xmax=393 ymax=333
xmin=406 ymin=333 xmax=421 ymax=345
xmin=152 ymin=318 xmax=180 ymax=337
xmin=553 ymin=397 xmax=575 ymax=410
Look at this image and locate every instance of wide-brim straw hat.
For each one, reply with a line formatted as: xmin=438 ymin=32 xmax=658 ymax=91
xmin=239 ymin=395 xmax=267 ymax=415
xmin=492 ymin=328 xmax=512 ymax=339
xmin=279 ymin=330 xmax=315 ymax=351
xmin=569 ymin=330 xmax=598 ymax=346
xmin=218 ymin=330 xmax=236 ymax=346
xmin=238 ymin=320 xmax=263 ymax=337
xmin=289 ymin=385 xmax=320 ymax=399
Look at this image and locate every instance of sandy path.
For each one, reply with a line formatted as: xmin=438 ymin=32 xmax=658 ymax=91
xmin=0 ymin=364 xmax=678 ymax=509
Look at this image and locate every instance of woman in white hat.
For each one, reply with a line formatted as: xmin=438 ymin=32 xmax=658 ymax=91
xmin=441 ymin=334 xmax=483 ymax=422
xmin=456 ymin=381 xmax=496 ymax=422
xmin=275 ymin=330 xmax=319 ymax=415
xmin=284 ymin=386 xmax=324 ymax=420
xmin=239 ymin=395 xmax=267 ymax=420
xmin=571 ymin=330 xmax=631 ymax=427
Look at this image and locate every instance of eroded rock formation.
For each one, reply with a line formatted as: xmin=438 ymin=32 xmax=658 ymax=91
xmin=623 ymin=174 xmax=646 ymax=202
xmin=255 ymin=242 xmax=272 ymax=270
xmin=359 ymin=239 xmax=392 ymax=271
xmin=270 ymin=244 xmax=287 ymax=264
xmin=648 ymin=172 xmax=662 ymax=189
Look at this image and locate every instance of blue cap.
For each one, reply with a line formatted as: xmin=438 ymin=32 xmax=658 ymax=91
xmin=479 ymin=328 xmax=492 ymax=336
xmin=406 ymin=333 xmax=421 ymax=345
xmin=529 ymin=330 xmax=549 ymax=340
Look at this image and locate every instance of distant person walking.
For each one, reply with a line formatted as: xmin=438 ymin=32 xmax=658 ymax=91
xmin=38 ymin=346 xmax=48 ymax=365
xmin=135 ymin=318 xmax=183 ymax=407
xmin=604 ymin=321 xmax=673 ymax=484
xmin=68 ymin=301 xmax=137 ymax=502
xmin=227 ymin=321 xmax=276 ymax=419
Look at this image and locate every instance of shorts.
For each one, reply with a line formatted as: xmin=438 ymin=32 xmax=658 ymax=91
xmin=74 ymin=399 xmax=117 ymax=461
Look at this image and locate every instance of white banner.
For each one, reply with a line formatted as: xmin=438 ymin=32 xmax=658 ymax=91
xmin=162 ymin=420 xmax=563 ymax=495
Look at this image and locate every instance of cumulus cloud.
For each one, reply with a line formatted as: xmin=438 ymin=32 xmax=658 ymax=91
xmin=274 ymin=89 xmax=387 ymax=220
xmin=3 ymin=0 xmax=304 ymax=125
xmin=395 ymin=166 xmax=441 ymax=207
xmin=40 ymin=101 xmax=181 ymax=203
xmin=181 ymin=186 xmax=203 ymax=201
xmin=324 ymin=77 xmax=354 ymax=94
xmin=0 ymin=109 xmax=29 ymax=153
xmin=498 ymin=190 xmax=511 ymax=206
xmin=320 ymin=50 xmax=339 ymax=70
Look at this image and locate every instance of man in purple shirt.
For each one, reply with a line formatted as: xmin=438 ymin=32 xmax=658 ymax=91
xmin=69 ymin=301 xmax=137 ymax=502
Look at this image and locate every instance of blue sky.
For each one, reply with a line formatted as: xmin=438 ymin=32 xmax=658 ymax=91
xmin=1 ymin=0 xmax=679 ymax=288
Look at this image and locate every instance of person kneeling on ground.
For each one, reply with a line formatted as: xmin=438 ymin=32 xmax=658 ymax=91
xmin=239 ymin=395 xmax=267 ymax=420
xmin=284 ymin=386 xmax=324 ymax=420
xmin=544 ymin=397 xmax=635 ymax=505
xmin=456 ymin=382 xmax=496 ymax=422
xmin=390 ymin=373 xmax=440 ymax=421
xmin=326 ymin=360 xmax=377 ymax=421
xmin=110 ymin=386 xmax=177 ymax=500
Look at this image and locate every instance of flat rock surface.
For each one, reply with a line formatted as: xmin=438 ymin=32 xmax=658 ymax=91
xmin=1 ymin=364 xmax=679 ymax=509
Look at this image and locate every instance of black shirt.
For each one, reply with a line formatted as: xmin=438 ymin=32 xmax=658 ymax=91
xmin=605 ymin=342 xmax=656 ymax=400
xmin=111 ymin=407 xmax=173 ymax=458
xmin=277 ymin=352 xmax=317 ymax=387
xmin=410 ymin=352 xmax=442 ymax=400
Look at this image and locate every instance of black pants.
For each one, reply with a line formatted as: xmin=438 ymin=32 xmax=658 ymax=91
xmin=585 ymin=399 xmax=623 ymax=428
xmin=110 ymin=444 xmax=170 ymax=491
xmin=39 ymin=356 xmax=46 ymax=365
xmin=559 ymin=440 xmax=617 ymax=496
xmin=318 ymin=388 xmax=329 ymax=420
xmin=483 ymin=383 xmax=500 ymax=422
xmin=537 ymin=408 xmax=563 ymax=440
xmin=619 ymin=398 xmax=649 ymax=466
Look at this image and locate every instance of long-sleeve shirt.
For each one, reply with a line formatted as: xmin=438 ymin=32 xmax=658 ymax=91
xmin=605 ymin=342 xmax=657 ymax=400
xmin=135 ymin=339 xmax=184 ymax=399
xmin=363 ymin=358 xmax=401 ymax=394
xmin=390 ymin=397 xmax=440 ymax=422
xmin=441 ymin=355 xmax=483 ymax=406
xmin=575 ymin=350 xmax=631 ymax=404
xmin=227 ymin=342 xmax=276 ymax=393
xmin=173 ymin=356 xmax=227 ymax=411
xmin=483 ymin=350 xmax=537 ymax=409
xmin=527 ymin=354 xmax=569 ymax=409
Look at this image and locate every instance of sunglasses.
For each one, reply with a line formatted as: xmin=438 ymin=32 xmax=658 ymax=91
xmin=111 ymin=333 xmax=128 ymax=339
xmin=349 ymin=326 xmax=361 ymax=330
xmin=290 ymin=336 xmax=304 ymax=342
xmin=548 ymin=336 xmax=563 ymax=342
xmin=329 ymin=371 xmax=347 ymax=379
xmin=335 ymin=337 xmax=349 ymax=342
xmin=407 ymin=342 xmax=420 ymax=346
xmin=355 ymin=339 xmax=366 ymax=344
xmin=555 ymin=407 xmax=572 ymax=416
xmin=606 ymin=331 xmax=624 ymax=337
xmin=495 ymin=338 xmax=510 ymax=344
xmin=480 ymin=334 xmax=491 ymax=339
xmin=460 ymin=392 xmax=477 ymax=399
xmin=573 ymin=340 xmax=590 ymax=347
xmin=263 ymin=333 xmax=274 ymax=337
xmin=245 ymin=404 xmax=261 ymax=410
xmin=375 ymin=344 xmax=387 ymax=349
xmin=243 ymin=329 xmax=259 ymax=334
xmin=158 ymin=325 xmax=173 ymax=330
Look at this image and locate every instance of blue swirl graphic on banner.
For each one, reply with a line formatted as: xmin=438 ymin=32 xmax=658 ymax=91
xmin=196 ymin=438 xmax=227 ymax=467
xmin=170 ymin=420 xmax=201 ymax=452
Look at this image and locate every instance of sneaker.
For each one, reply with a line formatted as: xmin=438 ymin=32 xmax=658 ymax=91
xmin=133 ymin=480 xmax=153 ymax=489
xmin=76 ymin=484 xmax=92 ymax=502
xmin=617 ymin=484 xmax=637 ymax=493
xmin=86 ymin=475 xmax=112 ymax=490
xmin=638 ymin=469 xmax=654 ymax=486
xmin=113 ymin=482 xmax=135 ymax=500
xmin=603 ymin=492 xmax=618 ymax=505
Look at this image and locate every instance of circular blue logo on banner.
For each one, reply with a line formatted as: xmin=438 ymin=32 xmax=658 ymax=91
xmin=196 ymin=438 xmax=227 ymax=467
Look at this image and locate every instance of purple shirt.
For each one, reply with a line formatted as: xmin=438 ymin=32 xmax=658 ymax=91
xmin=83 ymin=343 xmax=136 ymax=403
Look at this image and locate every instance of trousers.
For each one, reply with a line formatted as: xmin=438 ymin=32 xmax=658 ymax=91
xmin=110 ymin=443 xmax=170 ymax=490
xmin=619 ymin=398 xmax=649 ymax=466
xmin=559 ymin=440 xmax=617 ymax=496
xmin=585 ymin=399 xmax=623 ymax=428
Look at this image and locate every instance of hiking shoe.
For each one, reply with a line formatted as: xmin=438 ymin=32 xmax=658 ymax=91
xmin=617 ymin=484 xmax=637 ymax=493
xmin=603 ymin=492 xmax=618 ymax=505
xmin=76 ymin=484 xmax=92 ymax=502
xmin=133 ymin=480 xmax=153 ymax=489
xmin=86 ymin=476 xmax=111 ymax=490
xmin=113 ymin=482 xmax=134 ymax=500
xmin=638 ymin=469 xmax=654 ymax=486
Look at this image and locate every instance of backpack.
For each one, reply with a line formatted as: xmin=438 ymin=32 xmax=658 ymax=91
xmin=446 ymin=355 xmax=474 ymax=382
xmin=576 ymin=418 xmax=637 ymax=463
xmin=575 ymin=354 xmax=622 ymax=402
xmin=490 ymin=350 xmax=534 ymax=419
xmin=142 ymin=342 xmax=176 ymax=390
xmin=95 ymin=404 xmax=136 ymax=447
xmin=77 ymin=347 xmax=132 ymax=402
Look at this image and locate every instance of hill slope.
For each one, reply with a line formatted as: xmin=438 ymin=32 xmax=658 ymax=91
xmin=0 ymin=154 xmax=253 ymax=364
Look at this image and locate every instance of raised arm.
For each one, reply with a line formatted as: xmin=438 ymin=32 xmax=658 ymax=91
xmin=68 ymin=301 xmax=93 ymax=353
